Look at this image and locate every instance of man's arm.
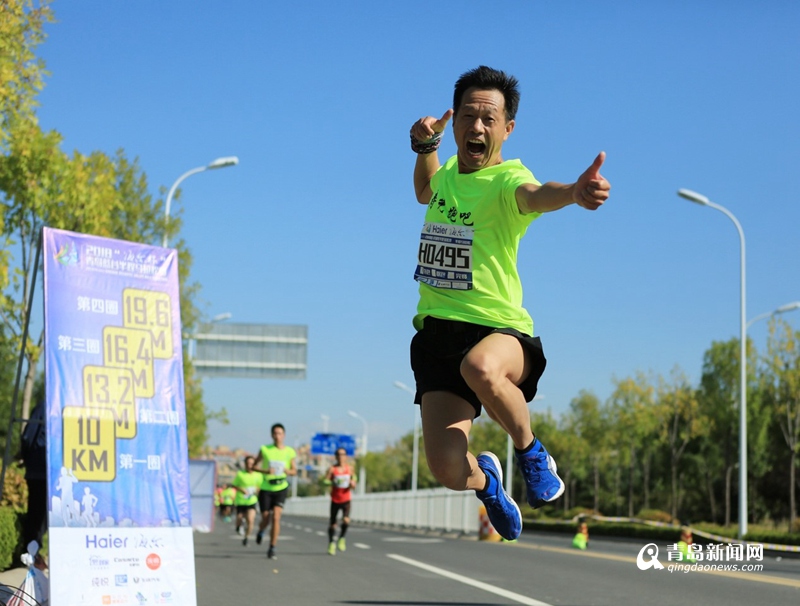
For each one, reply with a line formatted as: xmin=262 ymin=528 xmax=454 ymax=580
xmin=516 ymin=152 xmax=610 ymax=214
xmin=252 ymin=451 xmax=269 ymax=474
xmin=411 ymin=109 xmax=453 ymax=204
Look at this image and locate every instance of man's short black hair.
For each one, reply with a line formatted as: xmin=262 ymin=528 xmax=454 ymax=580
xmin=271 ymin=423 xmax=285 ymax=433
xmin=453 ymin=66 xmax=520 ymax=122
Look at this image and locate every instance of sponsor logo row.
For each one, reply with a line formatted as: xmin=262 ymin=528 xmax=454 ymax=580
xmin=89 ymin=553 xmax=162 ymax=570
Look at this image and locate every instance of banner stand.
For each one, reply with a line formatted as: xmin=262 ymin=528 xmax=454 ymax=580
xmin=43 ymin=227 xmax=197 ymax=606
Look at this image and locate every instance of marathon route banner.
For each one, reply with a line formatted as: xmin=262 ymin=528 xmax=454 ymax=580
xmin=43 ymin=227 xmax=197 ymax=606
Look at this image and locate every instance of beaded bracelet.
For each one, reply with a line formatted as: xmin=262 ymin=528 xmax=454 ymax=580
xmin=410 ymin=131 xmax=443 ymax=154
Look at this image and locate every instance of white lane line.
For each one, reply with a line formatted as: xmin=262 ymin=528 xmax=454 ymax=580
xmin=387 ymin=554 xmax=553 ymax=606
xmin=354 ymin=543 xmax=371 ymax=550
xmin=316 ymin=531 xmax=327 ymax=537
xmin=383 ymin=537 xmax=444 ymax=544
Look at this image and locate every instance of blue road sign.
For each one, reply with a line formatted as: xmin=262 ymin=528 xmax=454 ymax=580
xmin=311 ymin=433 xmax=356 ymax=456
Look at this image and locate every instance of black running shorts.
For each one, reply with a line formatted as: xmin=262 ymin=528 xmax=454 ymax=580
xmin=258 ymin=488 xmax=288 ymax=512
xmin=410 ymin=316 xmax=546 ymax=417
xmin=329 ymin=501 xmax=351 ymax=524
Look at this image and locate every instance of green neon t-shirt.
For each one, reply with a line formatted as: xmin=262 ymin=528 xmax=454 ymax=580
xmin=233 ymin=470 xmax=262 ymax=506
xmin=259 ymin=444 xmax=296 ymax=491
xmin=220 ymin=487 xmax=236 ymax=506
xmin=413 ymin=156 xmax=541 ymax=335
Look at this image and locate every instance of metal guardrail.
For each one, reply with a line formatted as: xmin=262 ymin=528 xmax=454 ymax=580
xmin=287 ymin=493 xmax=800 ymax=554
xmin=285 ymin=487 xmax=480 ymax=534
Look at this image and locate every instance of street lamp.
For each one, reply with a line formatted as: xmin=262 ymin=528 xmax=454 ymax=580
xmin=394 ymin=381 xmax=420 ymax=492
xmin=678 ymin=188 xmax=748 ymax=538
xmin=348 ymin=410 xmax=368 ymax=495
xmin=162 ymin=156 xmax=239 ymax=248
xmin=747 ymin=302 xmax=800 ymax=329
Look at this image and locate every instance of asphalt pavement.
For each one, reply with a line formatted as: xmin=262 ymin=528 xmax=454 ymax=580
xmin=3 ymin=518 xmax=799 ymax=605
xmin=193 ymin=515 xmax=800 ymax=605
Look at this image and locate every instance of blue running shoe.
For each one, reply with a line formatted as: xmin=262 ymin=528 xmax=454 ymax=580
xmin=516 ymin=438 xmax=565 ymax=508
xmin=475 ymin=452 xmax=522 ymax=541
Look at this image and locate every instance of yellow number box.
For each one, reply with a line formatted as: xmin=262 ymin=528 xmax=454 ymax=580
xmin=122 ymin=288 xmax=173 ymax=359
xmin=82 ymin=365 xmax=137 ymax=439
xmin=62 ymin=406 xmax=116 ymax=481
xmin=102 ymin=326 xmax=155 ymax=399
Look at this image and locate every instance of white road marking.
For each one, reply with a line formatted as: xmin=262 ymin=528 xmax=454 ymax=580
xmin=383 ymin=537 xmax=444 ymax=544
xmin=387 ymin=554 xmax=553 ymax=606
xmin=354 ymin=543 xmax=371 ymax=550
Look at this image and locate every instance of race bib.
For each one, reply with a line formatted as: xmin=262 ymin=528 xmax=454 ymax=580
xmin=269 ymin=461 xmax=286 ymax=476
xmin=414 ymin=222 xmax=474 ymax=290
xmin=334 ymin=474 xmax=351 ymax=489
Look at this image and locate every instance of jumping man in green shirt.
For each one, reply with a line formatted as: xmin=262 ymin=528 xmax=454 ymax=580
xmin=408 ymin=66 xmax=611 ymax=542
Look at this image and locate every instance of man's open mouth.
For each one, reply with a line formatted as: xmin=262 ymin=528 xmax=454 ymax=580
xmin=467 ymin=139 xmax=486 ymax=155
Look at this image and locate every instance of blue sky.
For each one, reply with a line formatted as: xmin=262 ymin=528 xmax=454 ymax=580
xmin=34 ymin=1 xmax=800 ymax=453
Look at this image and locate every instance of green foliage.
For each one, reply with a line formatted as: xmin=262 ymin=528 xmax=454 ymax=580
xmin=0 ymin=463 xmax=27 ymax=512
xmin=564 ymin=506 xmax=596 ymax=520
xmin=741 ymin=529 xmax=800 ymax=546
xmin=636 ymin=509 xmax=675 ymax=524
xmin=0 ymin=323 xmax=20 ymax=453
xmin=0 ymin=0 xmax=54 ymax=143
xmin=0 ymin=0 xmax=214 ymax=452
xmin=0 ymin=506 xmax=23 ymax=571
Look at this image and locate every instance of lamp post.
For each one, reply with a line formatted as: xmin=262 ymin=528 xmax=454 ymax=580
xmin=746 ymin=302 xmax=800 ymax=329
xmin=394 ymin=381 xmax=420 ymax=492
xmin=348 ymin=410 xmax=368 ymax=495
xmin=678 ymin=188 xmax=748 ymax=538
xmin=162 ymin=156 xmax=239 ymax=248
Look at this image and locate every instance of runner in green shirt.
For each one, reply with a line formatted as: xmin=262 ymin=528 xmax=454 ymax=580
xmin=232 ymin=456 xmax=262 ymax=546
xmin=219 ymin=484 xmax=236 ymax=523
xmin=253 ymin=423 xmax=297 ymax=559
xmin=408 ymin=66 xmax=610 ymax=542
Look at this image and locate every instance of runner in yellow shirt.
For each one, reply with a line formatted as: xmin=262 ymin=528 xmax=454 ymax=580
xmin=232 ymin=456 xmax=262 ymax=546
xmin=219 ymin=484 xmax=236 ymax=523
xmin=253 ymin=423 xmax=297 ymax=559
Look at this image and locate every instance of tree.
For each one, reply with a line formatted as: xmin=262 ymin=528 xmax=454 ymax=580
xmin=763 ymin=319 xmax=800 ymax=532
xmin=0 ymin=1 xmax=215 ymax=456
xmin=608 ymin=373 xmax=657 ymax=517
xmin=654 ymin=368 xmax=707 ymax=521
xmin=0 ymin=0 xmax=55 ymax=426
xmin=568 ymin=390 xmax=608 ymax=513
xmin=548 ymin=411 xmax=589 ymax=514
xmin=698 ymin=338 xmax=740 ymax=526
xmin=0 ymin=1 xmax=53 ymax=147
